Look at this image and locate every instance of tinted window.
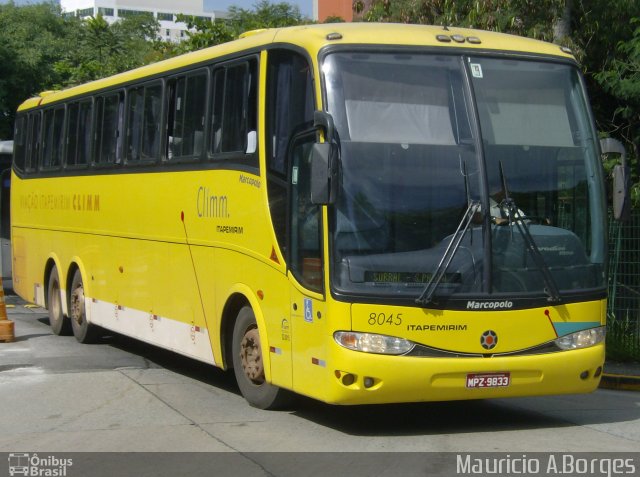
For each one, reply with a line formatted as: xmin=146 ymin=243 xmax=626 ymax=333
xmin=13 ymin=116 xmax=27 ymax=172
xmin=209 ymin=58 xmax=258 ymax=159
xmin=265 ymin=49 xmax=315 ymax=261
xmin=26 ymin=112 xmax=41 ymax=172
xmin=95 ymin=92 xmax=124 ymax=165
xmin=167 ymin=72 xmax=206 ymax=160
xmin=42 ymin=107 xmax=65 ymax=169
xmin=66 ymin=100 xmax=93 ymax=167
xmin=266 ymin=50 xmax=314 ymax=175
xmin=127 ymin=82 xmax=162 ymax=162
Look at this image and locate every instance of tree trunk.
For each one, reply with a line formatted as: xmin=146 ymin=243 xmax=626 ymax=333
xmin=553 ymin=0 xmax=572 ymax=43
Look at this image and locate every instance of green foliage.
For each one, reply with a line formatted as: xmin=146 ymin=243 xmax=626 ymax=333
xmin=323 ymin=16 xmax=346 ymax=23
xmin=0 ymin=2 xmax=168 ymax=138
xmin=177 ymin=1 xmax=310 ymax=53
xmin=53 ymin=13 xmax=164 ymax=87
xmin=173 ymin=15 xmax=235 ymax=55
xmin=0 ymin=1 xmax=79 ymax=138
xmin=363 ymin=0 xmax=565 ymax=41
xmin=592 ymin=16 xmax=640 ymax=159
xmin=228 ymin=0 xmax=307 ymax=30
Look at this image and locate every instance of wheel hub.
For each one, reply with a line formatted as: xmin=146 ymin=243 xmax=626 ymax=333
xmin=239 ymin=327 xmax=264 ymax=384
xmin=70 ymin=285 xmax=85 ymax=326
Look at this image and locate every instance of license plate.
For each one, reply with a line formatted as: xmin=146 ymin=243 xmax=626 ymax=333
xmin=466 ymin=372 xmax=511 ymax=388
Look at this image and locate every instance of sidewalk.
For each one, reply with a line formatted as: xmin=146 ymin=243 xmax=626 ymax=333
xmin=601 ymin=361 xmax=640 ymax=391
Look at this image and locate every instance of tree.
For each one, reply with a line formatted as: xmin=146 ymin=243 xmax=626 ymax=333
xmin=177 ymin=1 xmax=309 ymax=53
xmin=54 ymin=13 xmax=164 ymax=87
xmin=0 ymin=2 xmax=80 ymax=138
xmin=363 ymin=0 xmax=566 ymax=41
xmin=0 ymin=3 xmax=168 ymax=138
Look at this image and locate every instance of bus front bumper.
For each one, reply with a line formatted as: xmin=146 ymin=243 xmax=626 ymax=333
xmin=316 ymin=343 xmax=605 ymax=405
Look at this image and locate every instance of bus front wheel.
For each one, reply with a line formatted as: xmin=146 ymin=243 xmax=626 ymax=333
xmin=47 ymin=267 xmax=71 ymax=336
xmin=69 ymin=270 xmax=100 ymax=344
xmin=231 ymin=306 xmax=292 ymax=409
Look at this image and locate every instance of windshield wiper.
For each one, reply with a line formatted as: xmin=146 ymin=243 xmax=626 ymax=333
xmin=498 ymin=162 xmax=561 ymax=303
xmin=416 ymin=199 xmax=480 ymax=306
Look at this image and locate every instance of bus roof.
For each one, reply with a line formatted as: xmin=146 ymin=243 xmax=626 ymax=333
xmin=18 ymin=22 xmax=574 ymax=111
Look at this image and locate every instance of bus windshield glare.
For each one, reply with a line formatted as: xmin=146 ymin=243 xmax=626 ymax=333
xmin=323 ymin=52 xmax=606 ymax=303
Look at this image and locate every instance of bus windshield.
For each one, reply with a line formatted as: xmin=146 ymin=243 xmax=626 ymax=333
xmin=323 ymin=51 xmax=606 ymax=303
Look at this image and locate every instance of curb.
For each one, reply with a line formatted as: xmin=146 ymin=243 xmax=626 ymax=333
xmin=599 ymin=373 xmax=640 ymax=391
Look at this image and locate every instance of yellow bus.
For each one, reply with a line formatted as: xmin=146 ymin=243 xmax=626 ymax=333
xmin=11 ymin=23 xmax=611 ymax=408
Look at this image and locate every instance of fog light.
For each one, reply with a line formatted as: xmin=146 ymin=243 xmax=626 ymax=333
xmin=364 ymin=377 xmax=374 ymax=389
xmin=580 ymin=371 xmax=589 ymax=380
xmin=594 ymin=367 xmax=602 ymax=378
xmin=342 ymin=373 xmax=355 ymax=386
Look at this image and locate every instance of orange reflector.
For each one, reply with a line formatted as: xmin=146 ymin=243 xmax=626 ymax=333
xmin=270 ymin=246 xmax=280 ymax=264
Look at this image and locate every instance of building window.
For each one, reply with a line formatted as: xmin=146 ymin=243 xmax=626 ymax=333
xmin=77 ymin=8 xmax=94 ymax=17
xmin=98 ymin=7 xmax=114 ymax=16
xmin=118 ymin=9 xmax=153 ymax=19
xmin=157 ymin=12 xmax=173 ymax=21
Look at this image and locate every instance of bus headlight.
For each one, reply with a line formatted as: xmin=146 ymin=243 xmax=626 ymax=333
xmin=554 ymin=326 xmax=606 ymax=350
xmin=334 ymin=331 xmax=414 ymax=355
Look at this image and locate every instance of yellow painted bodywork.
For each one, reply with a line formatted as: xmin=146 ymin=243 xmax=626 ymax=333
xmin=13 ymin=23 xmax=602 ymax=405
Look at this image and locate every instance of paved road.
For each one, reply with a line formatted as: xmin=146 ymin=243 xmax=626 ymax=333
xmin=1 ymin=295 xmax=639 ymax=475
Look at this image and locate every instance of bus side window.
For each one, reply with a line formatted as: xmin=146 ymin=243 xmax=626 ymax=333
xmin=209 ymin=58 xmax=258 ymax=163
xmin=128 ymin=82 xmax=162 ymax=163
xmin=27 ymin=112 xmax=41 ymax=172
xmin=13 ymin=116 xmax=27 ymax=172
xmin=41 ymin=107 xmax=65 ymax=170
xmin=289 ymin=133 xmax=323 ymax=293
xmin=142 ymin=83 xmax=162 ymax=160
xmin=265 ymin=49 xmax=315 ymax=263
xmin=96 ymin=92 xmax=124 ymax=165
xmin=77 ymin=101 xmax=93 ymax=167
xmin=127 ymin=86 xmax=145 ymax=162
xmin=66 ymin=101 xmax=92 ymax=168
xmin=166 ymin=71 xmax=206 ymax=161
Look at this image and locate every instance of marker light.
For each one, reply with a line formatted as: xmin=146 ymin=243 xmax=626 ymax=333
xmin=334 ymin=331 xmax=414 ymax=355
xmin=554 ymin=327 xmax=606 ymax=350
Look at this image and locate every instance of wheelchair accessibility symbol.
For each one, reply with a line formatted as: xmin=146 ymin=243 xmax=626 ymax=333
xmin=304 ymin=298 xmax=313 ymax=323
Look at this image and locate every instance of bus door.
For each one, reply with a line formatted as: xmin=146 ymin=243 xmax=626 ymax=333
xmin=265 ymin=48 xmax=320 ymax=390
xmin=287 ymin=132 xmax=328 ymax=393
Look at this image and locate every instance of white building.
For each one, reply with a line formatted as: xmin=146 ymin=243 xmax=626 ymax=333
xmin=60 ymin=0 xmax=227 ymax=43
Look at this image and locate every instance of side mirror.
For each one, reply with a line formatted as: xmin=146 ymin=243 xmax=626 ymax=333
xmin=310 ymin=111 xmax=338 ymax=205
xmin=600 ymin=138 xmax=630 ymax=221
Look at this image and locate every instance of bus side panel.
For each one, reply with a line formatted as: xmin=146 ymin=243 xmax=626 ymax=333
xmin=213 ymin=247 xmax=292 ymax=389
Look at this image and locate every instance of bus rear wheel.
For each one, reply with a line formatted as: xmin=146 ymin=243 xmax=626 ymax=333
xmin=232 ymin=306 xmax=292 ymax=409
xmin=47 ymin=267 xmax=71 ymax=335
xmin=69 ymin=270 xmax=100 ymax=343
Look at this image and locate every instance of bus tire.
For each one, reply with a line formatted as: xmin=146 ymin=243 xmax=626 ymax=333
xmin=69 ymin=270 xmax=100 ymax=344
xmin=47 ymin=267 xmax=71 ymax=336
xmin=232 ymin=306 xmax=292 ymax=410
